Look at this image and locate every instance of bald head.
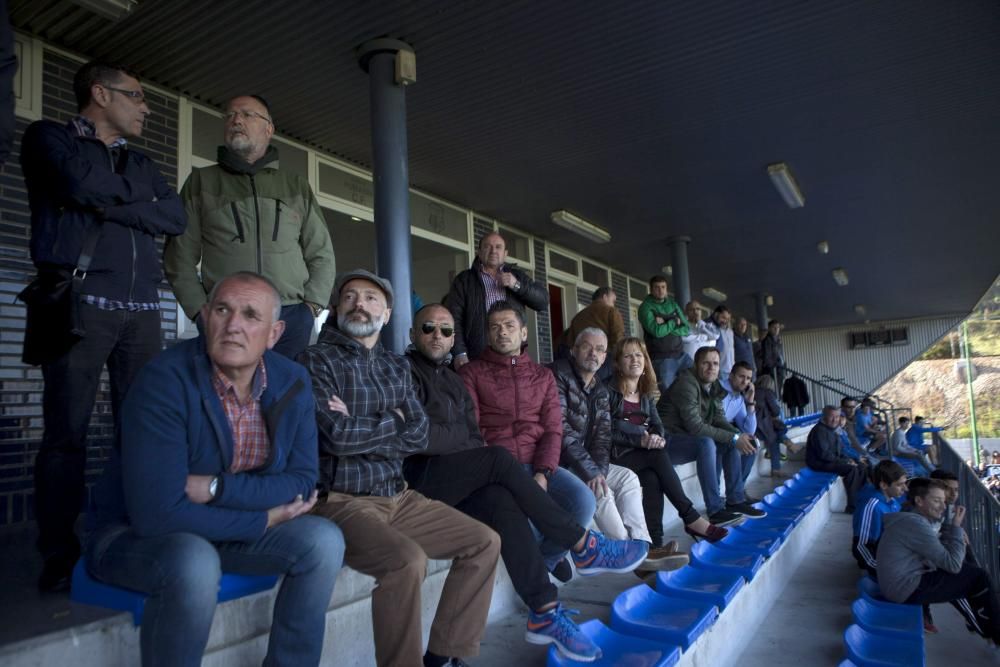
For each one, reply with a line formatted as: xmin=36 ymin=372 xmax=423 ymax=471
xmin=411 ymin=303 xmax=456 ymax=363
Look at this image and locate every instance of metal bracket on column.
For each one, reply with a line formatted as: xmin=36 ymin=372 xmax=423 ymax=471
xmin=357 ymin=38 xmax=416 ymax=85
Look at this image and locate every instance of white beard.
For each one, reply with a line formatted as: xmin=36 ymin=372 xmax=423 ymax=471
xmin=338 ymin=310 xmax=386 ymax=338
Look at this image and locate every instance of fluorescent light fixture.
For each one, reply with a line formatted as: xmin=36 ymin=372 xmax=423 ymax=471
xmin=766 ymin=295 xmax=774 ymax=307
xmin=817 ymin=240 xmax=829 ymax=254
xmin=702 ymin=287 xmax=727 ymax=302
xmin=854 ymin=304 xmax=867 ymax=316
xmin=350 ymin=216 xmax=362 ymax=222
xmin=767 ymin=162 xmax=805 ymax=208
xmin=72 ymin=0 xmax=138 ymax=20
xmin=550 ymin=210 xmax=611 ymax=244
xmin=832 ymin=268 xmax=849 ymax=286
xmin=660 ymin=265 xmax=673 ymax=276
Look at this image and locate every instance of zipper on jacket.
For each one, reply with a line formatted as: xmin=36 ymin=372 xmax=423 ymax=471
xmin=230 ymin=203 xmax=246 ymax=242
xmin=509 ymin=356 xmax=520 ymax=459
xmin=249 ymin=174 xmax=263 ymax=274
xmin=272 ymin=200 xmax=281 ymax=242
xmin=128 ymin=229 xmax=137 ymax=302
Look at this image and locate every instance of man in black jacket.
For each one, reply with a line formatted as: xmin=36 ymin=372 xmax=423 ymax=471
xmin=403 ymin=304 xmax=647 ymax=663
xmin=444 ymin=232 xmax=547 ymax=368
xmin=806 ymin=405 xmax=866 ymax=511
xmin=20 ymin=60 xmax=186 ymax=591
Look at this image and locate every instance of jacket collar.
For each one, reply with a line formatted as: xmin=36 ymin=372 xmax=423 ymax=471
xmin=217 ymin=144 xmax=279 ymax=175
xmin=479 ymin=346 xmax=530 ymax=367
xmin=316 ymin=318 xmax=386 ymax=356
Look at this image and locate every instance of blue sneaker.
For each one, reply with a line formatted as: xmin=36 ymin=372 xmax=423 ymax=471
xmin=571 ymin=530 xmax=648 ymax=575
xmin=525 ymin=604 xmax=601 ymax=662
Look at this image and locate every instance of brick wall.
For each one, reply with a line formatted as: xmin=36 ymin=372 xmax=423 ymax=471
xmin=0 ymin=50 xmax=180 ymax=526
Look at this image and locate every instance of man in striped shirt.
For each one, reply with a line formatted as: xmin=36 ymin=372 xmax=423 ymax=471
xmin=303 ymin=269 xmax=501 ymax=667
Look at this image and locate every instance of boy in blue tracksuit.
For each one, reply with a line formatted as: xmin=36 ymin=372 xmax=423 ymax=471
xmin=852 ymin=460 xmax=908 ymax=576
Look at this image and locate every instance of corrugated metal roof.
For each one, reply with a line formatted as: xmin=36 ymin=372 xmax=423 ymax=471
xmin=10 ymin=0 xmax=1000 ymax=329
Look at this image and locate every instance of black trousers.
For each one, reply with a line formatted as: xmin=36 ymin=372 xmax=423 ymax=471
xmin=906 ymin=560 xmax=1000 ymax=643
xmin=613 ymin=447 xmax=700 ymax=545
xmin=403 ymin=447 xmax=586 ymax=610
xmin=809 ymin=461 xmax=865 ymax=510
xmin=36 ymin=304 xmax=161 ymax=563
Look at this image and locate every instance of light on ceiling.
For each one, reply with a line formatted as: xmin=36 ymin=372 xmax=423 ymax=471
xmin=832 ymin=268 xmax=849 ymax=286
xmin=550 ymin=210 xmax=611 ymax=244
xmin=350 ymin=216 xmax=362 ymax=222
xmin=767 ymin=162 xmax=805 ymax=208
xmin=702 ymin=287 xmax=727 ymax=302
xmin=817 ymin=240 xmax=829 ymax=254
xmin=766 ymin=295 xmax=774 ymax=307
xmin=660 ymin=265 xmax=673 ymax=276
xmin=854 ymin=304 xmax=867 ymax=316
xmin=72 ymin=0 xmax=137 ymax=20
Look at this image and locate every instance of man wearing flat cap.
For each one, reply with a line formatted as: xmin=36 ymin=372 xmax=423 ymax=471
xmin=299 ymin=269 xmax=500 ymax=667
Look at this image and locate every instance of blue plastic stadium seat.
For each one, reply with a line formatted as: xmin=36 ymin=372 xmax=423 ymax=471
xmin=688 ymin=541 xmax=764 ymax=582
xmin=855 ymin=576 xmax=923 ymax=614
xmin=546 ymin=619 xmax=681 ymax=667
xmin=775 ymin=483 xmax=821 ymax=506
xmin=851 ymin=597 xmax=923 ymax=639
xmin=610 ymin=584 xmax=718 ymax=650
xmin=796 ymin=468 xmax=838 ymax=487
xmin=71 ymin=559 xmax=279 ymax=626
xmin=715 ymin=525 xmax=782 ymax=557
xmin=843 ymin=624 xmax=925 ymax=667
xmin=731 ymin=516 xmax=794 ymax=542
xmin=891 ymin=457 xmax=928 ymax=478
xmin=655 ymin=566 xmax=745 ymax=610
xmin=838 ymin=660 xmax=860 ymax=667
xmin=760 ymin=493 xmax=809 ymax=518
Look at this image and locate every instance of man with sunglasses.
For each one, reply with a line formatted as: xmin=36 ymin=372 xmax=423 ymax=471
xmin=166 ymin=94 xmax=335 ymax=360
xmin=402 ymin=303 xmax=646 ymax=663
xmin=20 ymin=60 xmax=186 ymax=591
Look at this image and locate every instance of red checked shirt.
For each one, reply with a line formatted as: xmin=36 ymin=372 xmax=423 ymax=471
xmin=211 ymin=361 xmax=270 ymax=473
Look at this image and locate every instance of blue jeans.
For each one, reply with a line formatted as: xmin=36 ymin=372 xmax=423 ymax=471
xmin=87 ymin=516 xmax=344 ymax=667
xmin=655 ymin=354 xmax=692 ymax=394
xmin=274 ymin=303 xmax=316 ymax=360
xmin=524 ymin=464 xmax=596 ymax=570
xmin=667 ymin=434 xmax=744 ymax=514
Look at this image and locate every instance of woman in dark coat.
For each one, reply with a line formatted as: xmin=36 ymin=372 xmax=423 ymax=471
xmin=608 ymin=337 xmax=729 ymax=545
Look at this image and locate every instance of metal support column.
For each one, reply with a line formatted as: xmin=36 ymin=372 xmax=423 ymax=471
xmin=667 ymin=236 xmax=692 ymax=306
xmin=358 ymin=38 xmax=415 ymax=352
xmin=755 ymin=293 xmax=769 ymax=332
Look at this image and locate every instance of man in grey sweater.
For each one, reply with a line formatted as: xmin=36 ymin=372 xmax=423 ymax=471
xmin=877 ymin=478 xmax=1000 ymax=646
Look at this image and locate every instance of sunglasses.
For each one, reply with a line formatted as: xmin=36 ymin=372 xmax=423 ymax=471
xmin=623 ymin=411 xmax=649 ymax=426
xmin=420 ymin=322 xmax=454 ymax=337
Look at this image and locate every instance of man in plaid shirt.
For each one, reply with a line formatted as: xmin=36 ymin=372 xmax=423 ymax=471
xmin=301 ymin=269 xmax=500 ymax=667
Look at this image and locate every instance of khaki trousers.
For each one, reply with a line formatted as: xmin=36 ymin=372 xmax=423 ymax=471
xmin=313 ymin=489 xmax=500 ymax=667
xmin=593 ymin=464 xmax=652 ymax=543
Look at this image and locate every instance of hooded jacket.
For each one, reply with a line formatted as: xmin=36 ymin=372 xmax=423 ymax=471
xmin=405 ymin=347 xmax=485 ymax=457
xmin=658 ymin=368 xmax=739 ymax=445
xmin=444 ymin=257 xmax=548 ymax=361
xmin=548 ymin=358 xmax=611 ymax=481
xmin=459 ymin=346 xmax=562 ymax=474
xmin=166 ymin=145 xmax=336 ymax=319
xmin=876 ymin=511 xmax=966 ymax=603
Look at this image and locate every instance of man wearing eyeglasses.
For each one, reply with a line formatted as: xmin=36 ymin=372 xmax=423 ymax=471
xmin=402 ymin=303 xmax=646 ymax=663
xmin=20 ymin=60 xmax=186 ymax=591
xmin=166 ymin=94 xmax=335 ymax=360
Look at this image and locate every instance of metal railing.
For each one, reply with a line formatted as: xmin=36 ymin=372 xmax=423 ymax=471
xmin=936 ymin=432 xmax=1000 ymax=589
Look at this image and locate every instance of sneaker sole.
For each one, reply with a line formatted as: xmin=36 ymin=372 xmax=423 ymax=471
xmin=575 ymin=552 xmax=648 ymax=576
xmin=525 ymin=631 xmax=600 ymax=662
xmin=641 ymin=554 xmax=690 ymax=571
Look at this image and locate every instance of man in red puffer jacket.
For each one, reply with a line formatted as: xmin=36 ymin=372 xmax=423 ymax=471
xmin=460 ymin=300 xmax=597 ymax=581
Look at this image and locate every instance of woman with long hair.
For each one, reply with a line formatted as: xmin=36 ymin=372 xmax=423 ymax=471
xmin=608 ymin=337 xmax=729 ymax=545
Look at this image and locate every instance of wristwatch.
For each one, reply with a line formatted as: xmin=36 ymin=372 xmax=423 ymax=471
xmin=512 ymin=280 xmax=522 ymax=291
xmin=208 ymin=476 xmax=219 ymax=500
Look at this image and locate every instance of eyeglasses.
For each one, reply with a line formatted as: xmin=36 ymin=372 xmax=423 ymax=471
xmin=420 ymin=322 xmax=454 ymax=337
xmin=103 ymin=85 xmax=145 ymax=103
xmin=223 ymin=109 xmax=273 ymax=125
xmin=623 ymin=411 xmax=649 ymax=426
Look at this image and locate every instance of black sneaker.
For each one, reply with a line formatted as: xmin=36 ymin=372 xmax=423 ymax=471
xmin=707 ymin=509 xmax=745 ymax=527
xmin=727 ymin=502 xmax=767 ymax=519
xmin=551 ymin=557 xmax=574 ymax=583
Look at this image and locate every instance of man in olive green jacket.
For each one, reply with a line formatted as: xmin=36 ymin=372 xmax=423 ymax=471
xmin=657 ymin=347 xmax=763 ymax=525
xmin=165 ymin=94 xmax=335 ymax=359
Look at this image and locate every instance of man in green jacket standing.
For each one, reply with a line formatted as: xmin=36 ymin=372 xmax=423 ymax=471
xmin=658 ymin=347 xmax=764 ymax=525
xmin=165 ymin=94 xmax=335 ymax=359
xmin=637 ymin=275 xmax=690 ymax=393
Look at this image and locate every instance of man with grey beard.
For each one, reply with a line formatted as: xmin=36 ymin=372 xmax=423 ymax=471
xmin=298 ymin=269 xmax=500 ymax=667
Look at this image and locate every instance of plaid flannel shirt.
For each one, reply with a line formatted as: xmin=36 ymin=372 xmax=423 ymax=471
xmin=300 ymin=322 xmax=429 ymax=496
